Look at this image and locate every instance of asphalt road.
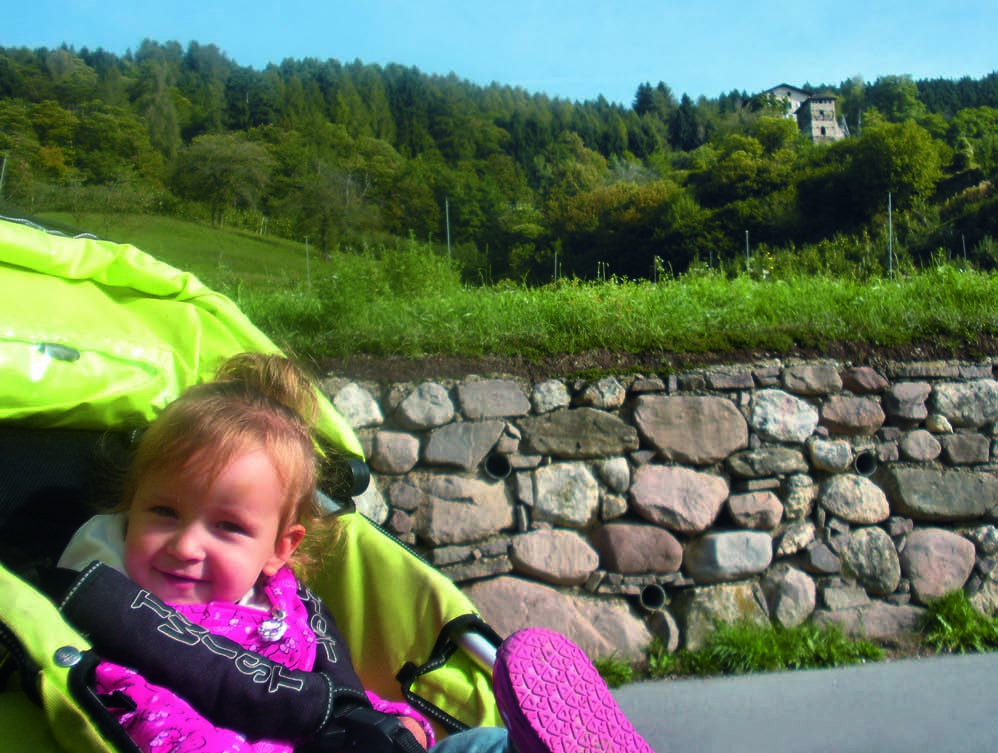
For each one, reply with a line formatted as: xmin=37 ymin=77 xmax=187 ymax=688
xmin=613 ymin=652 xmax=998 ymax=753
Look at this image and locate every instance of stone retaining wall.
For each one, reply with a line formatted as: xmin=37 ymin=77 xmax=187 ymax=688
xmin=322 ymin=359 xmax=998 ymax=661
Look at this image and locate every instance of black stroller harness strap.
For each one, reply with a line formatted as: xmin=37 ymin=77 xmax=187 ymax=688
xmin=396 ymin=613 xmax=503 ymax=734
xmin=58 ymin=562 xmax=369 ymax=742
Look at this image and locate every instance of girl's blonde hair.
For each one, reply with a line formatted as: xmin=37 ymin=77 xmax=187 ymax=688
xmin=122 ymin=353 xmax=323 ymax=539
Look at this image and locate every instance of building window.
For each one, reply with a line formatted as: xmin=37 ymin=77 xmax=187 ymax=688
xmin=820 ymin=127 xmax=827 ymax=136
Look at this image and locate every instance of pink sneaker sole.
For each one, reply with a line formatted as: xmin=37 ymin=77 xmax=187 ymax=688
xmin=493 ymin=627 xmax=656 ymax=753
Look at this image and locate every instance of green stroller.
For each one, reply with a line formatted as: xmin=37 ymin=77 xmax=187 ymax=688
xmin=0 ymin=216 xmax=503 ymax=752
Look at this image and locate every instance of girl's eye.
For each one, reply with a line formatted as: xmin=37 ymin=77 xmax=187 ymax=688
xmin=217 ymin=521 xmax=249 ymax=536
xmin=150 ymin=505 xmax=177 ymax=519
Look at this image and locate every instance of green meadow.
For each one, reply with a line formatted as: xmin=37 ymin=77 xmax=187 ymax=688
xmin=42 ymin=212 xmax=998 ymax=367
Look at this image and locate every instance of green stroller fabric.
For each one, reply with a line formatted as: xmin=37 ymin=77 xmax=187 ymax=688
xmin=0 ymin=217 xmax=360 ymax=453
xmin=0 ymin=217 xmax=501 ymax=751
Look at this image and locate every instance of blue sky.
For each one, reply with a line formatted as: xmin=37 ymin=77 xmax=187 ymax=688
xmin=6 ymin=1 xmax=997 ymax=105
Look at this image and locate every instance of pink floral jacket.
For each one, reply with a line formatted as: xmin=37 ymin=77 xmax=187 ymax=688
xmin=96 ymin=566 xmax=434 ymax=752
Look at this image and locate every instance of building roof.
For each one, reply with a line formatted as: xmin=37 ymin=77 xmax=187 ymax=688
xmin=763 ymin=83 xmax=812 ymax=98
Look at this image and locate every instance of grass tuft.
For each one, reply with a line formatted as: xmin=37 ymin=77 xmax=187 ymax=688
xmin=594 ymin=655 xmax=635 ymax=688
xmin=919 ymin=590 xmax=998 ymax=654
xmin=645 ymin=621 xmax=884 ymax=679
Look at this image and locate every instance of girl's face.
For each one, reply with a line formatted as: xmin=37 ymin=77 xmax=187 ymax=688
xmin=124 ymin=448 xmax=305 ymax=604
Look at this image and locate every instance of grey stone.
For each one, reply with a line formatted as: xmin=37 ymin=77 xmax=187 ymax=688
xmin=630 ymin=465 xmax=729 ymax=533
xmin=409 ymin=473 xmax=514 ymax=546
xmin=727 ymin=447 xmax=809 ymax=478
xmin=899 ymin=528 xmax=976 ymax=604
xmin=517 ymin=408 xmax=639 ymax=459
xmin=494 ymin=429 xmax=520 ymax=455
xmin=600 ymin=492 xmax=629 ymax=521
xmin=875 ymin=440 xmax=899 ymax=464
xmin=969 ymin=572 xmax=998 ymax=615
xmin=431 ymin=543 xmax=478 ymax=567
xmin=886 ymin=516 xmax=915 ymax=539
xmin=925 ymin=414 xmax=955 ymax=433
xmin=463 ymin=577 xmax=652 ymax=661
xmin=333 ymin=382 xmax=384 ymax=428
xmin=422 ymin=420 xmax=505 ymax=471
xmin=840 ymin=527 xmax=901 ymax=596
xmin=940 ymin=432 xmax=991 ymax=465
xmin=594 ymin=523 xmax=683 ymax=574
xmin=889 ymin=362 xmax=960 ymax=379
xmin=734 ymin=477 xmax=782 ymax=493
xmin=883 ymin=467 xmax=998 ymax=521
xmin=532 ymin=462 xmax=600 ymax=528
xmin=509 ymin=453 xmax=543 ymax=470
xmin=960 ymin=363 xmax=995 ymax=379
xmin=776 ymin=520 xmax=816 ymax=557
xmin=396 ymin=382 xmax=455 ymax=429
xmin=750 ymin=389 xmax=820 ymax=443
xmin=647 ymin=609 xmax=681 ymax=653
xmin=802 ymin=541 xmax=840 ymax=575
xmin=594 ymin=456 xmax=631 ymax=493
xmin=684 ymin=531 xmax=773 ymax=584
xmin=387 ymin=509 xmax=414 ymax=536
xmin=441 ymin=557 xmax=513 ymax=582
xmin=727 ymin=491 xmax=783 ymax=530
xmin=670 ymin=581 xmax=770 ymax=650
xmin=821 ymin=396 xmax=885 ymax=436
xmin=531 ymin=379 xmax=571 ymax=413
xmin=762 ymin=565 xmax=816 ymax=627
xmin=808 ymin=438 xmax=854 ymax=473
xmin=386 ymin=478 xmax=422 ymax=511
xmin=457 ymin=378 xmax=530 ymax=419
xmin=353 ymin=479 xmax=389 ymax=525
xmin=783 ymin=363 xmax=843 ymax=395
xmin=812 ymin=603 xmax=925 ymax=641
xmin=819 ymin=475 xmax=891 ymax=525
xmin=899 ymin=429 xmax=942 ymax=462
xmin=370 ymin=431 xmax=421 ymax=474
xmin=841 ymin=366 xmax=889 ymax=394
xmin=631 ymin=376 xmax=666 ymax=393
xmin=705 ymin=367 xmax=754 ymax=390
xmin=878 ymin=426 xmax=903 ymax=442
xmin=509 ymin=529 xmax=600 ymax=586
xmin=782 ymin=474 xmax=818 ymax=520
xmin=753 ymin=365 xmax=782 ymax=388
xmin=633 ymin=395 xmax=748 ymax=465
xmin=883 ymin=382 xmax=931 ymax=427
xmin=574 ymin=376 xmax=627 ymax=409
xmin=931 ymin=380 xmax=998 ymax=428
xmin=962 ymin=524 xmax=998 ymax=556
xmin=822 ymin=584 xmax=870 ymax=610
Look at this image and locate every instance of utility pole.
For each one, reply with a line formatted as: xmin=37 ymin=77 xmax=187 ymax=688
xmin=304 ymin=236 xmax=311 ymax=292
xmin=887 ymin=191 xmax=894 ymax=280
xmin=0 ymin=153 xmax=7 ymax=200
xmin=445 ymin=197 xmax=451 ymax=259
xmin=745 ymin=230 xmax=750 ymax=269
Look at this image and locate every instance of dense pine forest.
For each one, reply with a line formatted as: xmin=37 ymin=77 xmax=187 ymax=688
xmin=2 ymin=40 xmax=998 ymax=283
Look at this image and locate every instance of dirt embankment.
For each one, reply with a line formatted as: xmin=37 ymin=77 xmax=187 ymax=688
xmin=319 ymin=338 xmax=998 ymax=383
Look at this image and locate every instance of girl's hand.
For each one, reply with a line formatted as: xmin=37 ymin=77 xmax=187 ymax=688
xmin=397 ymin=715 xmax=428 ymax=749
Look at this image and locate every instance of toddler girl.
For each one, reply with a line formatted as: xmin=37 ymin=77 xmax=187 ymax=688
xmin=58 ymin=352 xmax=653 ymax=753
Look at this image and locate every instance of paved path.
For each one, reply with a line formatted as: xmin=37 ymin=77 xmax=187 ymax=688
xmin=613 ymin=652 xmax=998 ymax=753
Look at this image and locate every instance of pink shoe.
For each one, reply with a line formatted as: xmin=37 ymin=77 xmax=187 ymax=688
xmin=492 ymin=627 xmax=656 ymax=753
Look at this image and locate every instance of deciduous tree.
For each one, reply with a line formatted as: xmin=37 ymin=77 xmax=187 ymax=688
xmin=171 ymin=133 xmax=274 ymax=226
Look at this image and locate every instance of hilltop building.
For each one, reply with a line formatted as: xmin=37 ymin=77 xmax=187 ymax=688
xmin=763 ymin=84 xmax=847 ymax=144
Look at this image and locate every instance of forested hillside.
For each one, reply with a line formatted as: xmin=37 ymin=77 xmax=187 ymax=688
xmin=2 ymin=40 xmax=997 ymax=282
